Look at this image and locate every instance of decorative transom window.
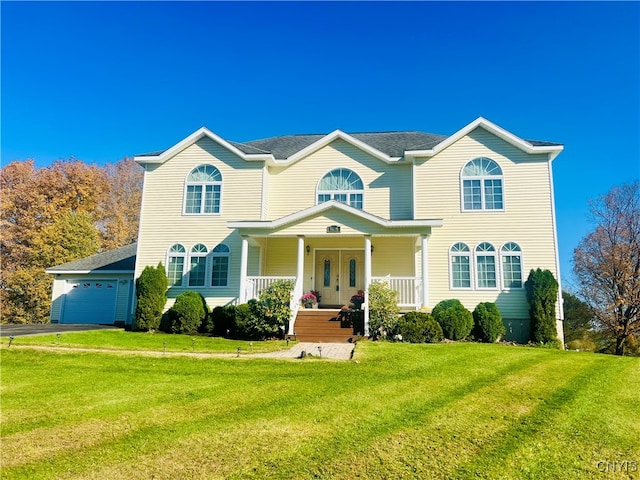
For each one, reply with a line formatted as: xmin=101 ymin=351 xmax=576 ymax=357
xmin=450 ymin=242 xmax=471 ymax=289
xmin=501 ymin=242 xmax=523 ymax=289
xmin=475 ymin=242 xmax=497 ymax=289
xmin=461 ymin=158 xmax=503 ymax=211
xmin=211 ymin=244 xmax=230 ymax=287
xmin=184 ymin=164 xmax=222 ymax=214
xmin=167 ymin=244 xmax=186 ymax=287
xmin=317 ymin=168 xmax=364 ymax=209
xmin=188 ymin=244 xmax=208 ymax=287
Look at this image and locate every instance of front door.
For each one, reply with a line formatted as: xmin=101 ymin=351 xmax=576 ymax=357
xmin=315 ymin=251 xmax=339 ymax=305
xmin=341 ymin=251 xmax=364 ymax=304
xmin=315 ymin=250 xmax=364 ymax=306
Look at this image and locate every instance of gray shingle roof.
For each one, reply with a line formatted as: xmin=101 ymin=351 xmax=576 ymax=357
xmin=136 ymin=128 xmax=562 ymax=159
xmin=47 ymin=243 xmax=137 ymax=272
xmin=234 ymin=131 xmax=449 ymax=159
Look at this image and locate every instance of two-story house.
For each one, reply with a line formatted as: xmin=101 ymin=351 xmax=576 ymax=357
xmin=47 ymin=117 xmax=564 ymax=343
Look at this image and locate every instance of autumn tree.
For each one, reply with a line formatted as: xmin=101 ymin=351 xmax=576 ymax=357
xmin=573 ymin=181 xmax=640 ymax=355
xmin=100 ymin=158 xmax=143 ymax=250
xmin=1 ymin=158 xmax=142 ymax=324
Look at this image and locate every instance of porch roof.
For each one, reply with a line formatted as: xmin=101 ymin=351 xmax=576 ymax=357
xmin=228 ymin=201 xmax=443 ymax=233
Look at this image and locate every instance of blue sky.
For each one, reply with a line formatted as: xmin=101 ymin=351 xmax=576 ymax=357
xmin=2 ymin=1 xmax=639 ymax=288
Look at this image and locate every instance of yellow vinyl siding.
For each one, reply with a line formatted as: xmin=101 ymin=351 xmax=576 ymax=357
xmin=135 ymin=138 xmax=264 ymax=308
xmin=415 ymin=127 xmax=558 ymax=318
xmin=267 ymin=139 xmax=412 ymax=220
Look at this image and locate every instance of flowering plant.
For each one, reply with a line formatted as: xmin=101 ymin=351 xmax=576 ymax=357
xmin=300 ymin=292 xmax=317 ymax=307
xmin=310 ymin=290 xmax=322 ymax=302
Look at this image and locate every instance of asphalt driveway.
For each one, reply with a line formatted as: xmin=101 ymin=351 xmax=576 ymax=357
xmin=0 ymin=324 xmax=122 ymax=337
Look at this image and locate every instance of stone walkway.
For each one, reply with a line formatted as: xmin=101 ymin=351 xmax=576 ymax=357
xmin=251 ymin=342 xmax=355 ymax=360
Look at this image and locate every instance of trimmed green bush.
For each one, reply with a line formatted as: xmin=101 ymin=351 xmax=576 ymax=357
xmin=473 ymin=302 xmax=505 ymax=343
xmin=168 ymin=291 xmax=208 ymax=335
xmin=134 ymin=263 xmax=168 ymax=331
xmin=432 ymin=299 xmax=473 ymax=340
xmin=525 ymin=268 xmax=559 ymax=345
xmin=209 ymin=305 xmax=236 ymax=336
xmin=397 ymin=311 xmax=443 ymax=343
xmin=368 ymin=281 xmax=400 ymax=340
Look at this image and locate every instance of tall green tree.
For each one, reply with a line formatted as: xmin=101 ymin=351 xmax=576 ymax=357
xmin=573 ymin=181 xmax=640 ymax=355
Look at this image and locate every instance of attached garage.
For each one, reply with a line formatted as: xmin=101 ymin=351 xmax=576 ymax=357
xmin=47 ymin=244 xmax=137 ymax=326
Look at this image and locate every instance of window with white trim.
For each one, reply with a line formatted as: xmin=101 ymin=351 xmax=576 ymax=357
xmin=461 ymin=158 xmax=503 ymax=211
xmin=167 ymin=244 xmax=186 ymax=287
xmin=475 ymin=242 xmax=497 ymax=289
xmin=501 ymin=242 xmax=523 ymax=289
xmin=450 ymin=242 xmax=472 ymax=289
xmin=317 ymin=168 xmax=364 ymax=209
xmin=184 ymin=165 xmax=222 ymax=214
xmin=211 ymin=244 xmax=230 ymax=287
xmin=188 ymin=244 xmax=208 ymax=287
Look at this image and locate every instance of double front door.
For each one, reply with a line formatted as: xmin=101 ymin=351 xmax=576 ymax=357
xmin=314 ymin=250 xmax=364 ymax=306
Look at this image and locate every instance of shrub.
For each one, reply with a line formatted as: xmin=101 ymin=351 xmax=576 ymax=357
xmin=368 ymin=281 xmax=400 ymax=340
xmin=473 ymin=302 xmax=506 ymax=343
xmin=134 ymin=263 xmax=168 ymax=331
xmin=168 ymin=291 xmax=208 ymax=335
xmin=208 ymin=305 xmax=236 ymax=336
xmin=525 ymin=268 xmax=559 ymax=345
xmin=259 ymin=279 xmax=294 ymax=337
xmin=396 ymin=311 xmax=443 ymax=343
xmin=432 ymin=299 xmax=473 ymax=340
xmin=234 ymin=301 xmax=263 ymax=340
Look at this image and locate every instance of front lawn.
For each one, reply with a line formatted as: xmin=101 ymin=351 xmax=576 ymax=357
xmin=0 ymin=330 xmax=287 ymax=354
xmin=1 ymin=339 xmax=638 ymax=479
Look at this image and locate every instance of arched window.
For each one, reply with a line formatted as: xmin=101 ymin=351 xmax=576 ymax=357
xmin=167 ymin=244 xmax=186 ymax=287
xmin=475 ymin=242 xmax=497 ymax=289
xmin=188 ymin=244 xmax=208 ymax=287
xmin=184 ymin=164 xmax=222 ymax=214
xmin=317 ymin=168 xmax=364 ymax=209
xmin=449 ymin=242 xmax=471 ymax=289
xmin=211 ymin=244 xmax=230 ymax=287
xmin=501 ymin=242 xmax=523 ymax=289
xmin=461 ymin=158 xmax=503 ymax=211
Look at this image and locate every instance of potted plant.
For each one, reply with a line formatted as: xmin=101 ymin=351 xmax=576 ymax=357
xmin=350 ymin=290 xmax=365 ymax=310
xmin=310 ymin=290 xmax=322 ymax=304
xmin=300 ymin=292 xmax=317 ymax=308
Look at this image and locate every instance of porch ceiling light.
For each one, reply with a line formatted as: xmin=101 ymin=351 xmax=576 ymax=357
xmin=306 ymin=245 xmax=311 ymax=255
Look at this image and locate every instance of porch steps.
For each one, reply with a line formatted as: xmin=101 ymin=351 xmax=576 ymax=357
xmin=292 ymin=309 xmax=356 ymax=343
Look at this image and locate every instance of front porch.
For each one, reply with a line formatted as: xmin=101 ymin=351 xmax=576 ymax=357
xmin=228 ymin=200 xmax=442 ymax=337
xmin=238 ymin=235 xmax=431 ymax=337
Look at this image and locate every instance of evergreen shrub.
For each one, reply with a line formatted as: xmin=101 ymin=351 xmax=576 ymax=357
xmin=396 ymin=311 xmax=443 ymax=343
xmin=473 ymin=302 xmax=506 ymax=343
xmin=525 ymin=268 xmax=559 ymax=345
xmin=168 ymin=291 xmax=208 ymax=335
xmin=432 ymin=299 xmax=473 ymax=340
xmin=134 ymin=263 xmax=168 ymax=331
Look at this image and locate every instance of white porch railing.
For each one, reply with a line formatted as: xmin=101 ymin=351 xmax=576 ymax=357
xmin=371 ymin=276 xmax=421 ymax=309
xmin=245 ymin=276 xmax=296 ymax=301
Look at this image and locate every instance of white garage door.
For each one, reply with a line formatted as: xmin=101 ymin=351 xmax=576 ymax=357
xmin=62 ymin=281 xmax=118 ymax=324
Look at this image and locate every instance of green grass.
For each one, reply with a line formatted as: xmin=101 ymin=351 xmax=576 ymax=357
xmin=0 ymin=330 xmax=288 ymax=354
xmin=1 ymin=336 xmax=639 ymax=479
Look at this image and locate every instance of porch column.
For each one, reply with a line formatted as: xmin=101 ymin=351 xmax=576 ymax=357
xmin=290 ymin=235 xmax=305 ymax=335
xmin=421 ymin=234 xmax=429 ymax=309
xmin=296 ymin=235 xmax=305 ymax=292
xmin=364 ymin=235 xmax=372 ymax=336
xmin=239 ymin=236 xmax=249 ymax=304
